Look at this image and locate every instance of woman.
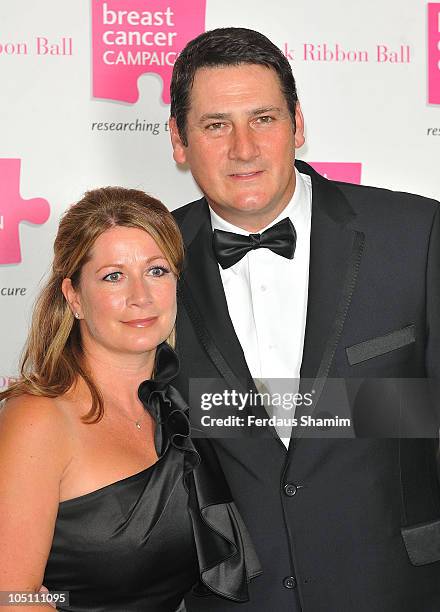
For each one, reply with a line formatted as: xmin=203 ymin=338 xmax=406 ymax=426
xmin=0 ymin=187 xmax=260 ymax=611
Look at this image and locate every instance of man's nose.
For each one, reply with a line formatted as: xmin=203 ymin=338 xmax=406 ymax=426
xmin=228 ymin=125 xmax=259 ymax=162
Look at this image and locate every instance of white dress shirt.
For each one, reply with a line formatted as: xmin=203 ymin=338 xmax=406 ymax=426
xmin=209 ymin=169 xmax=312 ymax=448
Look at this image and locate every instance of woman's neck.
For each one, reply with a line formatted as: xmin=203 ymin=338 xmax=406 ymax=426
xmin=80 ymin=342 xmax=157 ymax=408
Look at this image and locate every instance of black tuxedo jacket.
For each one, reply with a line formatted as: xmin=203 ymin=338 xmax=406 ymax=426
xmin=172 ymin=160 xmax=440 ymax=611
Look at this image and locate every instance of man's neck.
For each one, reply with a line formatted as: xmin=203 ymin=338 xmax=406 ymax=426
xmin=208 ymin=201 xmax=291 ymax=233
xmin=209 ymin=171 xmax=302 ymax=233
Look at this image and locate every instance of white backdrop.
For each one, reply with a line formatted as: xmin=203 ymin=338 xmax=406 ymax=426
xmin=1 ymin=0 xmax=439 ymax=384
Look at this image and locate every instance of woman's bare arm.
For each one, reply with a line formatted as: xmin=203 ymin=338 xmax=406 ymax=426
xmin=0 ymin=395 xmax=71 ymax=610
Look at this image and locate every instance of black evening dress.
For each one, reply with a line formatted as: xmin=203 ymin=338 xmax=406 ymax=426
xmin=43 ymin=343 xmax=261 ymax=611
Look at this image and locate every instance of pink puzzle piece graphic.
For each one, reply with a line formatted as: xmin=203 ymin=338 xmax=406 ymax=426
xmin=308 ymin=162 xmax=362 ymax=184
xmin=0 ymin=159 xmax=50 ymax=265
xmin=428 ymin=3 xmax=440 ymax=104
xmin=92 ymin=0 xmax=206 ymax=104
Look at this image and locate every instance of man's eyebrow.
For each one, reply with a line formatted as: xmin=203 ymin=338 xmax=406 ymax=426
xmin=198 ymin=107 xmax=282 ymax=123
xmin=198 ymin=112 xmax=231 ymax=123
xmin=249 ymin=106 xmax=282 ymax=116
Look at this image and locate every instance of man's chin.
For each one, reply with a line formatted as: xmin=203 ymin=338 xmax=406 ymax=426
xmin=223 ymin=194 xmax=271 ymax=214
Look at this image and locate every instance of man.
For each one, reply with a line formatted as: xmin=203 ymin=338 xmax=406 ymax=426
xmin=168 ymin=28 xmax=440 ymax=611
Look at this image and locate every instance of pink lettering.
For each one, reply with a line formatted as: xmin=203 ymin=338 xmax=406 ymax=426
xmin=282 ymin=43 xmax=294 ymax=61
xmin=0 ymin=41 xmax=28 ymax=55
xmin=303 ymin=43 xmax=368 ymax=62
xmin=92 ymin=0 xmax=206 ymax=104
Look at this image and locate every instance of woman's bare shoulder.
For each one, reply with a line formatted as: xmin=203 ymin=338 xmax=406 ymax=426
xmin=0 ymin=394 xmax=73 ymax=471
xmin=1 ymin=393 xmax=67 ymax=427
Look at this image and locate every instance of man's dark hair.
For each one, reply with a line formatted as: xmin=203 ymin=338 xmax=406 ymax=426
xmin=170 ymin=27 xmax=298 ymax=146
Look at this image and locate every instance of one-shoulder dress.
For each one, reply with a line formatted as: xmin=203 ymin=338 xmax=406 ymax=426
xmin=42 ymin=343 xmax=261 ymax=611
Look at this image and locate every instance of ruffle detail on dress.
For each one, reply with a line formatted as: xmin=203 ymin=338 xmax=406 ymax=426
xmin=137 ymin=343 xmax=262 ymax=602
xmin=187 ymin=439 xmax=262 ymax=602
xmin=138 ymin=343 xmax=199 ymax=469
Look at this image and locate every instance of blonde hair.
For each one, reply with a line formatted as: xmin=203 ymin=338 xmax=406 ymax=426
xmin=0 ymin=187 xmax=184 ymax=422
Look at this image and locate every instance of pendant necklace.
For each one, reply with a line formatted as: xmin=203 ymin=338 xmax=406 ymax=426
xmin=120 ymin=410 xmax=146 ymax=430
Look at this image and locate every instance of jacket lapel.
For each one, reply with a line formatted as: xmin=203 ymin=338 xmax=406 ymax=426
xmin=178 ymin=199 xmax=252 ymax=385
xmin=178 ymin=199 xmax=285 ymax=443
xmin=295 ymin=160 xmax=365 ymax=430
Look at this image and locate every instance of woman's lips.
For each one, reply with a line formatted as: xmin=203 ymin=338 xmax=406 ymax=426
xmin=122 ymin=317 xmax=158 ymax=328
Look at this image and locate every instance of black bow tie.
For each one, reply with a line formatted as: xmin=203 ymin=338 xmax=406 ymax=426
xmin=212 ymin=218 xmax=297 ymax=270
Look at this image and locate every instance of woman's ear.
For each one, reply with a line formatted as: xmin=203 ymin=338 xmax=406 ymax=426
xmin=62 ymin=278 xmax=82 ymax=319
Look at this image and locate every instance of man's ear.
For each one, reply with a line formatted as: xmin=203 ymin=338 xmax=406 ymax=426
xmin=294 ymin=102 xmax=305 ymax=149
xmin=169 ymin=117 xmax=188 ymax=165
xmin=61 ymin=278 xmax=82 ymax=319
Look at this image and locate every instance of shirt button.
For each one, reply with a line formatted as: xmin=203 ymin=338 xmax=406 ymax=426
xmin=284 ymin=483 xmax=298 ymax=497
xmin=283 ymin=576 xmax=297 ymax=589
xmin=260 ymin=285 xmax=267 ymax=291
